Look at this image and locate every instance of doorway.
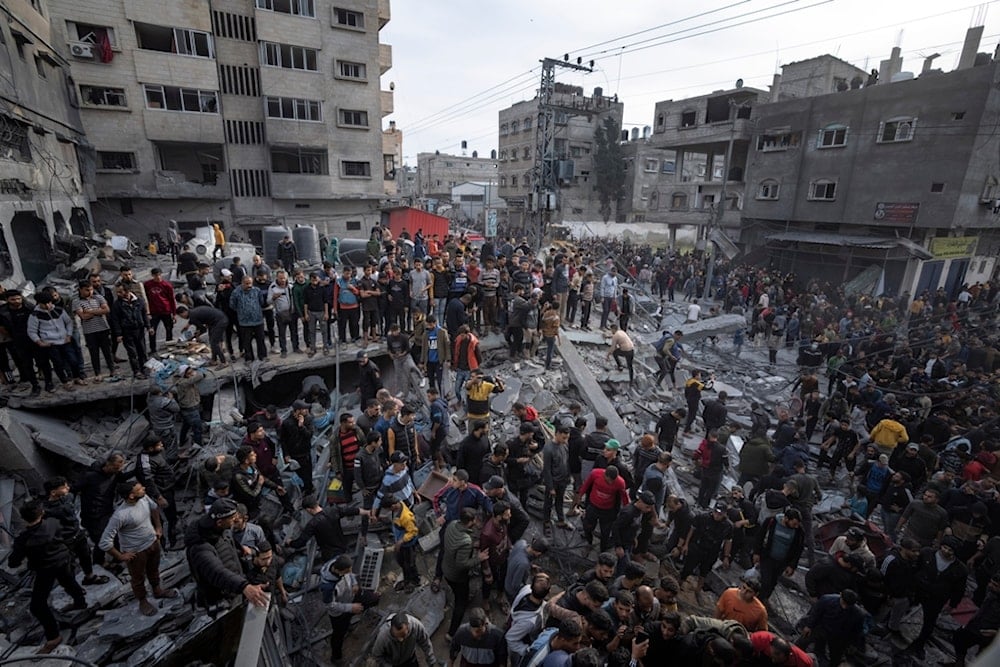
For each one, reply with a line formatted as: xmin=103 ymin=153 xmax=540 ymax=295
xmin=10 ymin=211 xmax=52 ymax=284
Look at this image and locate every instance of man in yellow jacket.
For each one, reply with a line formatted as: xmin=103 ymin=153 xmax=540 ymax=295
xmin=870 ymin=415 xmax=908 ymax=456
xmin=383 ymin=494 xmax=420 ymax=593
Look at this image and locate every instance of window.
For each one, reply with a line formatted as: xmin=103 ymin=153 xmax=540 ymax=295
xmin=523 ymin=117 xmax=532 ymax=130
xmin=0 ymin=116 xmax=32 ymax=161
xmin=11 ymin=30 xmax=30 ymax=60
xmin=261 ymin=42 xmax=317 ymax=71
xmin=522 ymin=147 xmax=530 ymax=160
xmin=500 ymin=176 xmax=507 ymax=187
xmin=952 ymin=111 xmax=966 ymax=121
xmin=341 ymin=161 xmax=371 ymax=178
xmin=511 ymin=120 xmax=519 ymax=133
xmin=271 ymin=147 xmax=328 ymax=174
xmin=680 ymin=110 xmax=696 ymax=128
xmin=878 ymin=117 xmax=916 ymax=143
xmin=383 ymin=154 xmax=395 ymax=179
xmin=644 ymin=158 xmax=658 ymax=172
xmin=256 ymin=0 xmax=316 ymax=17
xmin=511 ymin=175 xmax=518 ymax=187
xmin=656 ymin=113 xmax=664 ymax=129
xmin=66 ymin=22 xmax=118 ymax=49
xmin=97 ymin=151 xmax=137 ymax=171
xmin=81 ymin=85 xmax=127 ymax=107
xmin=670 ymin=193 xmax=687 ymax=209
xmin=649 ymin=191 xmax=659 ymax=209
xmin=135 ymin=23 xmax=214 ymax=58
xmin=500 ymin=124 xmax=508 ymax=137
xmin=336 ymin=60 xmax=367 ymax=80
xmin=333 ymin=7 xmax=365 ymax=28
xmin=757 ymin=131 xmax=800 ymax=152
xmin=817 ymin=125 xmax=848 ymax=148
xmin=930 ymin=182 xmax=945 ymax=193
xmin=509 ymin=151 xmax=517 ymax=162
xmin=346 ymin=220 xmax=361 ymax=231
xmin=808 ymin=179 xmax=837 ymax=201
xmin=265 ymin=96 xmax=322 ymax=121
xmin=34 ymin=55 xmax=47 ymax=78
xmin=757 ymin=179 xmax=780 ymax=200
xmin=144 ymin=85 xmax=218 ymax=113
xmin=338 ymin=109 xmax=369 ymax=127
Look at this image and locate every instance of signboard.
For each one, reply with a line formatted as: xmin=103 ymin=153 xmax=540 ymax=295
xmin=873 ymin=202 xmax=920 ymax=224
xmin=930 ymin=236 xmax=978 ymax=259
xmin=485 ymin=209 xmax=498 ymax=237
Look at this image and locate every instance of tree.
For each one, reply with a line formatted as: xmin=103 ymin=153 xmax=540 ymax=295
xmin=593 ymin=117 xmax=626 ymax=223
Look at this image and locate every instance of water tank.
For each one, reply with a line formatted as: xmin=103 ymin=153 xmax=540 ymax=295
xmin=293 ymin=225 xmax=320 ymax=263
xmin=890 ymin=71 xmax=914 ymax=83
xmin=630 ymin=127 xmax=640 ymax=141
xmin=261 ymin=225 xmax=291 ymax=266
xmin=594 ymin=87 xmax=603 ymax=98
xmin=642 ymin=126 xmax=651 ymax=139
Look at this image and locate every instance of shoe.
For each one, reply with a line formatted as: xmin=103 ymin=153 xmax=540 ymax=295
xmin=83 ymin=574 xmax=110 ymax=585
xmin=556 ymin=520 xmax=569 ymax=529
xmin=280 ymin=351 xmax=287 ymax=359
xmin=38 ymin=636 xmax=62 ymax=654
xmin=30 ymin=386 xmax=41 ymax=396
xmin=394 ymin=580 xmax=407 ymax=592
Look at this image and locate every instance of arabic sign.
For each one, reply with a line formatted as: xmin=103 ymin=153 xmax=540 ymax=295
xmin=873 ymin=202 xmax=919 ymax=224
xmin=929 ymin=236 xmax=978 ymax=259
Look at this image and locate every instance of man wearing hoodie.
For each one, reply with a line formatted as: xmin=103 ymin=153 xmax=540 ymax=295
xmin=28 ymin=291 xmax=86 ymax=390
xmin=869 ymin=414 xmax=909 ymax=458
xmin=443 ymin=508 xmax=489 ymax=640
xmin=323 ymin=554 xmax=378 ymax=663
xmin=110 ymin=284 xmax=150 ymax=379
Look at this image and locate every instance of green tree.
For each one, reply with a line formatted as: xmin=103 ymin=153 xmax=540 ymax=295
xmin=593 ymin=116 xmax=625 ymax=222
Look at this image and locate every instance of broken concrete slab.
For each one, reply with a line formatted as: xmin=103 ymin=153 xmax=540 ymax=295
xmin=563 ymin=329 xmax=606 ymax=346
xmin=0 ymin=408 xmax=70 ymax=485
xmin=645 ymin=313 xmax=746 ymax=343
xmin=491 ymin=376 xmax=523 ymax=416
xmin=558 ymin=339 xmax=632 ymax=445
xmin=51 ymin=564 xmax=124 ymax=610
xmin=97 ymin=595 xmax=188 ymax=640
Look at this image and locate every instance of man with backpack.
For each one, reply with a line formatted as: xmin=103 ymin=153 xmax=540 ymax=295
xmin=653 ymin=330 xmax=684 ymax=389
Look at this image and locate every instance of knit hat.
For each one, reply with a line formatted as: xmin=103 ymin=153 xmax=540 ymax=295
xmin=209 ymin=498 xmax=238 ymax=520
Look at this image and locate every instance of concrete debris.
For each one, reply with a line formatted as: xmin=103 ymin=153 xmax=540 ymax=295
xmin=562 ymin=329 xmax=606 ymax=345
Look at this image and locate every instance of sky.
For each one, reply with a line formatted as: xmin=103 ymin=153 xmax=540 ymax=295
xmin=380 ymin=0 xmax=1000 ymax=164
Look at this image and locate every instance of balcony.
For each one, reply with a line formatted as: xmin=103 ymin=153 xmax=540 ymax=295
xmin=377 ymin=0 xmax=390 ymax=29
xmin=380 ymin=89 xmax=393 ymax=117
xmin=271 ymin=173 xmax=335 ymax=199
xmin=652 ymin=118 xmax=754 ymax=149
xmin=142 ymin=108 xmax=224 ymax=143
xmin=95 ymin=171 xmax=229 ymax=199
xmin=133 ymin=50 xmax=219 ymax=90
xmin=379 ymin=43 xmax=392 ymax=75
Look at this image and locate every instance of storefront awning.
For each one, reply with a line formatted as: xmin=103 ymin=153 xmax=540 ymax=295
xmin=765 ymin=231 xmax=934 ymax=260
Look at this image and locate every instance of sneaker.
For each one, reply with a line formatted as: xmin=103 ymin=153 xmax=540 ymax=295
xmin=280 ymin=351 xmax=287 ymax=359
xmin=30 ymin=386 xmax=41 ymax=396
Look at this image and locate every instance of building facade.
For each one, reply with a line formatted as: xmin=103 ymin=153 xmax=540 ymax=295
xmin=742 ymin=36 xmax=1000 ymax=297
xmin=415 ymin=151 xmax=497 ymax=205
xmin=47 ymin=0 xmax=392 ymax=246
xmin=0 ymin=0 xmax=93 ymax=288
xmin=382 ymin=119 xmax=402 ymax=197
xmin=498 ymin=84 xmax=623 ymax=231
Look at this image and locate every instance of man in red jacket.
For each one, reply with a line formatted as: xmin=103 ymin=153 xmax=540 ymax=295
xmin=144 ymin=268 xmax=176 ymax=354
xmin=574 ymin=465 xmax=630 ymax=552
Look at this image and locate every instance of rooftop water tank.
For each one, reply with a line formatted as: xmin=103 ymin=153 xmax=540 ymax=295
xmin=261 ymin=225 xmax=291 ymax=266
xmin=293 ymin=225 xmax=320 ymax=263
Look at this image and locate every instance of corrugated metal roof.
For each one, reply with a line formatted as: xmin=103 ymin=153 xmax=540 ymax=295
xmin=765 ymin=231 xmax=934 ymax=260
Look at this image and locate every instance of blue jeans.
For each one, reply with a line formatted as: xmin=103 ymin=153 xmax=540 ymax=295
xmin=179 ymin=407 xmax=203 ymax=447
xmin=434 ymin=298 xmax=447 ymax=327
xmin=544 ymin=336 xmax=556 ymax=369
xmin=454 ymin=368 xmax=470 ymax=405
xmin=600 ymin=297 xmax=614 ymax=328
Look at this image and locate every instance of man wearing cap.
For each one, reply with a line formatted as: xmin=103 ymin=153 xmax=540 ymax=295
xmin=144 ymin=267 xmax=176 ymax=354
xmin=185 ymin=498 xmax=269 ymax=614
xmin=483 ymin=475 xmax=530 ymax=543
xmin=680 ymin=502 xmax=734 ymax=596
xmin=908 ymin=537 xmax=969 ymax=659
xmin=828 ymin=526 xmax=876 ymax=573
xmin=594 ymin=438 xmax=634 ymax=490
xmin=716 ymin=579 xmax=768 ymax=631
xmin=542 ymin=425 xmax=573 ymax=529
xmin=373 ymin=451 xmax=416 ymax=513
xmin=612 ymin=491 xmax=657 ymax=567
xmin=892 ymin=442 xmax=929 ymax=491
xmin=279 ymin=400 xmax=315 ymax=495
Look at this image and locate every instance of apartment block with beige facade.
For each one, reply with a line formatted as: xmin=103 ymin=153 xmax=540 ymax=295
xmin=47 ymin=0 xmax=393 ymax=245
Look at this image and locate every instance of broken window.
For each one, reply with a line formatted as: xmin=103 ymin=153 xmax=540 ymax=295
xmin=0 ymin=115 xmax=32 ymax=162
xmin=817 ymin=124 xmax=848 ymax=148
xmin=809 ymin=179 xmax=837 ymax=201
xmin=256 ymin=0 xmax=316 ymax=17
xmin=336 ymin=60 xmax=366 ymax=80
xmin=757 ymin=131 xmax=800 ymax=152
xmin=261 ymin=41 xmax=318 ymax=71
xmin=333 ymin=7 xmax=364 ymax=28
xmin=757 ymin=180 xmax=779 ymax=200
xmin=341 ymin=161 xmax=371 ymax=177
xmin=97 ymin=151 xmax=137 ymax=171
xmin=878 ymin=117 xmax=916 ymax=143
xmin=265 ymin=96 xmax=321 ymax=121
xmin=135 ymin=23 xmax=213 ymax=58
xmin=670 ymin=192 xmax=687 ymax=209
xmin=271 ymin=147 xmax=329 ymax=174
xmin=680 ymin=110 xmax=697 ymax=127
xmin=81 ymin=85 xmax=127 ymax=107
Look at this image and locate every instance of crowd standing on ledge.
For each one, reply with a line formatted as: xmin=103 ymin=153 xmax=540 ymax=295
xmin=2 ymin=226 xmax=1000 ymax=667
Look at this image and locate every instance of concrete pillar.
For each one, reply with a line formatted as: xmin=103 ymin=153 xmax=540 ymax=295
xmin=958 ymin=26 xmax=985 ymax=70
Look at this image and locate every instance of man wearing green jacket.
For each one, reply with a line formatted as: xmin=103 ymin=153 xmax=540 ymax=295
xmin=738 ymin=435 xmax=775 ymax=491
xmin=442 ymin=507 xmax=488 ymax=640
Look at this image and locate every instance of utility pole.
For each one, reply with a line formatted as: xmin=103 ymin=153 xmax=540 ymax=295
xmin=529 ymin=56 xmax=593 ymax=249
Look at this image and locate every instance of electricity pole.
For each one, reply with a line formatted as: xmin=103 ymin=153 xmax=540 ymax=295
xmin=529 ymin=57 xmax=593 ymax=249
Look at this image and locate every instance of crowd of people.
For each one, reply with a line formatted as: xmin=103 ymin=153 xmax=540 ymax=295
xmin=3 ymin=227 xmax=1000 ymax=667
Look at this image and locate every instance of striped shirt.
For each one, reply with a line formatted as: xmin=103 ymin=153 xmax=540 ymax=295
xmin=71 ymin=295 xmax=111 ymax=334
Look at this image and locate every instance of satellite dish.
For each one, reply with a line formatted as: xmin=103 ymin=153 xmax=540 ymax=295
xmin=735 ymin=78 xmax=744 ymax=89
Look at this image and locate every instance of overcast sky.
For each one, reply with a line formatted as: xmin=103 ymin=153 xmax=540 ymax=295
xmin=381 ymin=0 xmax=999 ymax=163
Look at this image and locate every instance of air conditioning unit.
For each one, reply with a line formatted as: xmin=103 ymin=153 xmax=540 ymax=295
xmin=69 ymin=42 xmax=95 ymax=59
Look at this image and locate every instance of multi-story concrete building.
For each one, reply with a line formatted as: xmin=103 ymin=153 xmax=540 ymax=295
xmin=0 ymin=0 xmax=93 ymax=288
xmin=415 ymin=151 xmax=497 ymax=205
xmin=48 ymin=0 xmax=392 ymax=246
xmin=449 ymin=181 xmax=504 ymax=226
xmin=742 ymin=28 xmax=1000 ymax=297
xmin=382 ymin=119 xmax=402 ymax=197
xmin=498 ymin=84 xmax=623 ymax=230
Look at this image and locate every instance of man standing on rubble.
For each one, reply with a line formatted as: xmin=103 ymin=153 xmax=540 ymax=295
xmin=280 ymin=400 xmax=315 ymax=495
xmin=599 ymin=267 xmax=619 ymax=330
xmin=73 ymin=451 xmax=127 ymax=569
xmin=144 ymin=267 xmax=175 ymax=354
xmin=606 ymin=324 xmax=635 ymax=384
xmin=135 ymin=435 xmax=179 ymax=549
xmin=175 ymin=364 xmax=205 ymax=449
xmin=99 ymin=480 xmax=178 ymax=616
xmin=110 ymin=283 xmax=150 ymax=379
xmin=72 ymin=280 xmax=115 ymax=380
xmin=41 ymin=477 xmax=110 ymax=587
xmin=1 ymin=290 xmax=42 ymax=395
xmin=230 ymin=275 xmax=268 ymax=363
